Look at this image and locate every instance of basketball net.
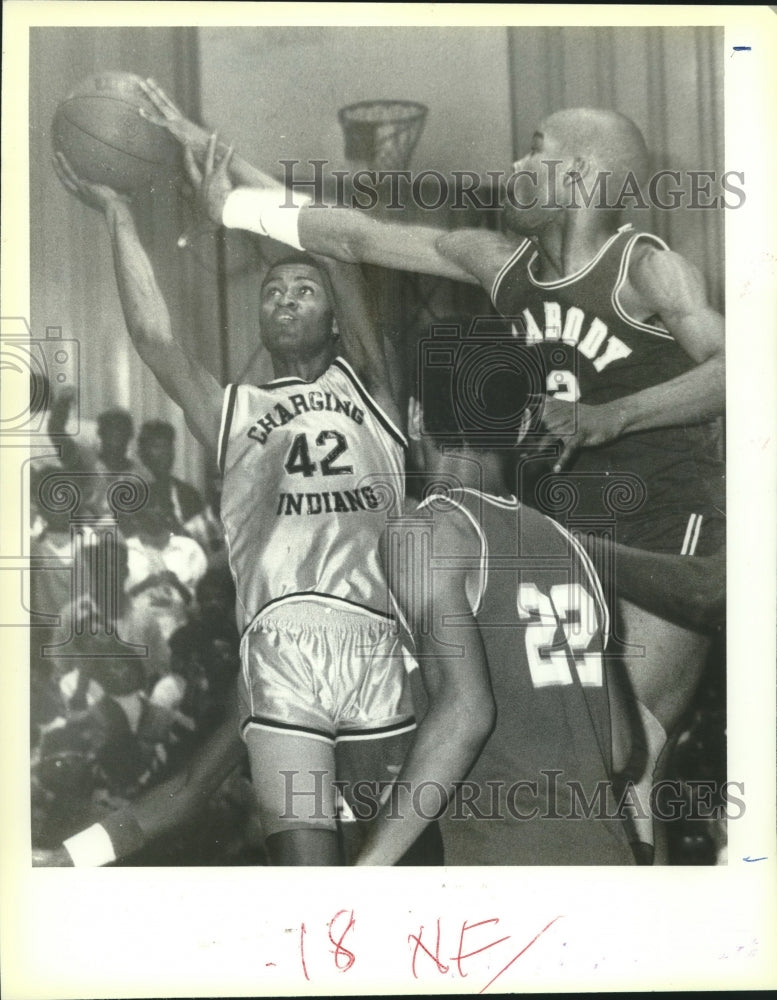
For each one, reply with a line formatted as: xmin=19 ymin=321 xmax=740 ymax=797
xmin=338 ymin=100 xmax=428 ymax=171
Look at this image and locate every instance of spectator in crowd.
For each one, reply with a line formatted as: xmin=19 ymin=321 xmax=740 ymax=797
xmin=150 ymin=565 xmax=240 ymax=739
xmin=47 ymin=386 xmax=137 ymax=472
xmin=122 ymin=506 xmax=208 ymax=677
xmin=182 ymin=465 xmax=226 ymax=565
xmin=31 ymin=535 xmax=188 ymax=847
xmin=136 ymin=420 xmax=205 ymax=534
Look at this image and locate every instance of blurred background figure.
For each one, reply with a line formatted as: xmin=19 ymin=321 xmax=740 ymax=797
xmin=150 ymin=565 xmax=240 ymax=740
xmin=136 ymin=420 xmax=204 ymax=534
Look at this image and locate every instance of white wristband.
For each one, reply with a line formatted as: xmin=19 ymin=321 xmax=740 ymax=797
xmin=62 ymin=823 xmax=117 ymax=867
xmin=222 ymin=187 xmax=312 ymax=250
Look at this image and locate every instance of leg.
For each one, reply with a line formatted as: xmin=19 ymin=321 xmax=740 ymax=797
xmin=619 ymin=596 xmax=711 ymax=733
xmin=617 ymin=597 xmax=712 ymax=862
xmin=244 ymin=727 xmax=341 ymax=865
xmin=335 ymin=732 xmax=444 ymax=865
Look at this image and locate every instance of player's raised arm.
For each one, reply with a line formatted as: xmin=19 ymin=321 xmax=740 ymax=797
xmin=53 ymin=154 xmax=223 ymax=453
xmin=356 ymin=510 xmax=496 ymax=866
xmin=140 ymin=80 xmax=485 ymax=283
xmin=308 ymin=253 xmax=402 ymax=424
xmin=621 ymin=247 xmax=725 ymax=427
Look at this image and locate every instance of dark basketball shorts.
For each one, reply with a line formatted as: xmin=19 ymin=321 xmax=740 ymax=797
xmin=614 ymin=506 xmax=725 ymax=556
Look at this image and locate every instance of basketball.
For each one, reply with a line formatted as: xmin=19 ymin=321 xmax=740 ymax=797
xmin=52 ymin=71 xmax=181 ymax=192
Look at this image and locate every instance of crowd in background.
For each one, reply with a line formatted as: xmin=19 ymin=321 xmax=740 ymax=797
xmin=29 ymin=387 xmax=265 ymax=865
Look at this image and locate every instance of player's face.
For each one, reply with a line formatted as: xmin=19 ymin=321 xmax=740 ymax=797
xmin=503 ymin=125 xmax=571 ymax=235
xmin=259 ymin=264 xmax=336 ymax=360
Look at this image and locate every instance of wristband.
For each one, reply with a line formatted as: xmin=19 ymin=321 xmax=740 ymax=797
xmin=62 ymin=823 xmax=117 ymax=867
xmin=222 ymin=187 xmax=312 ymax=250
xmin=62 ymin=811 xmax=145 ymax=867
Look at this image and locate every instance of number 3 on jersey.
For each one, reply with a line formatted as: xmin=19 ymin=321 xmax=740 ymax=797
xmin=516 ymin=582 xmax=603 ymax=688
xmin=284 ymin=431 xmax=353 ymax=478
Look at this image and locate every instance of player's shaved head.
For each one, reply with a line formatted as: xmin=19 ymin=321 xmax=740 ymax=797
xmin=542 ymin=107 xmax=649 ymax=187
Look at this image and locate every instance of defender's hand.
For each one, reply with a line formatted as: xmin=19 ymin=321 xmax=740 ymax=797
xmin=138 ymin=78 xmax=211 ymax=157
xmin=53 ymin=153 xmax=131 ymax=215
xmin=182 ymin=132 xmax=235 ymax=227
xmin=539 ymin=395 xmax=623 ymax=471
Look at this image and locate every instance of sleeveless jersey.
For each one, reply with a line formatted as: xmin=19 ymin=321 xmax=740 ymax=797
xmin=491 ymin=225 xmax=725 ymax=534
xmin=420 ymin=487 xmax=634 ymax=865
xmin=218 ymin=358 xmax=406 ymax=630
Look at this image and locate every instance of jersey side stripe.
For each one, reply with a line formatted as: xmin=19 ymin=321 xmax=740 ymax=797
xmin=611 ymin=233 xmax=674 ymax=339
xmin=417 ymin=492 xmax=489 ymax=615
xmin=217 ymin=383 xmax=239 ymax=475
xmin=459 ymin=486 xmax=519 ymax=510
xmin=331 ymin=357 xmax=408 ymax=449
xmin=256 ymin=375 xmax=312 ymax=389
xmin=548 ymin=519 xmax=611 ymax=646
xmin=490 ymin=238 xmax=532 ymax=306
xmin=526 ymin=227 xmax=625 ymax=289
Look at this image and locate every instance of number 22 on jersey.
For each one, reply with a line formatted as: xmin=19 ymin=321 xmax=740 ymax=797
xmin=516 ymin=582 xmax=603 ymax=688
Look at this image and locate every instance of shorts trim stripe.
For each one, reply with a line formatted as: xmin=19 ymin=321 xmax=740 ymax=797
xmin=681 ymin=513 xmax=702 ymax=555
xmin=334 ymin=718 xmax=417 ymax=742
xmin=241 ymin=716 xmax=335 ymax=744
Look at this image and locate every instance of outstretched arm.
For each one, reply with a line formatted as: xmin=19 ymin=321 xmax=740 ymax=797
xmin=34 ymin=702 xmax=245 ymax=866
xmin=590 ymin=537 xmax=725 ymax=632
xmin=310 ymin=253 xmax=403 ymax=425
xmin=140 ymin=79 xmax=488 ymax=283
xmin=53 ymin=155 xmax=223 ymax=453
xmin=356 ymin=511 xmax=495 ymax=866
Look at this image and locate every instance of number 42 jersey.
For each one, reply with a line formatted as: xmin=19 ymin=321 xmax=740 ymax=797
xmin=218 ymin=358 xmax=406 ymax=631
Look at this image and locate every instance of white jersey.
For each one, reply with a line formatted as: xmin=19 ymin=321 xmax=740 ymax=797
xmin=218 ymin=357 xmax=406 ymax=630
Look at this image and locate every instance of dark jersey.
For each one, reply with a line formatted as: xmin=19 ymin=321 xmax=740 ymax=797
xmin=491 ymin=226 xmax=725 ymax=552
xmin=418 ymin=488 xmax=635 ymax=865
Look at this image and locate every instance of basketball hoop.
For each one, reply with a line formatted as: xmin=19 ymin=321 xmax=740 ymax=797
xmin=338 ymin=100 xmax=428 ymax=171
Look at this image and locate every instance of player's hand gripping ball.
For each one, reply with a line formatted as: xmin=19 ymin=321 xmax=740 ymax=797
xmin=52 ymin=71 xmax=182 ymax=192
